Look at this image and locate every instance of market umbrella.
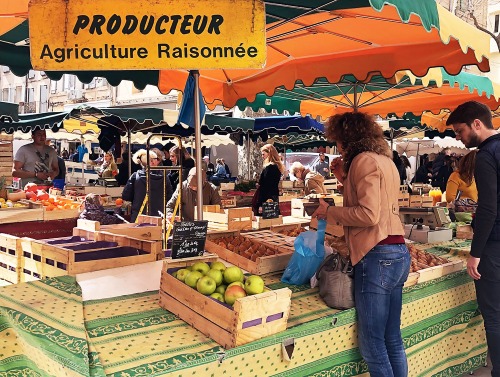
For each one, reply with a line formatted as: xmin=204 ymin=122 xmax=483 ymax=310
xmin=0 ymin=101 xmax=19 ymax=122
xmin=236 ymin=68 xmax=500 ymax=121
xmin=158 ymin=2 xmax=490 ymax=108
xmin=0 ymin=1 xmax=491 ymax=93
xmin=420 ymin=109 xmax=500 ymax=132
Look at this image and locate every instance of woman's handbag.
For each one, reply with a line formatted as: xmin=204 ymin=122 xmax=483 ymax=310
xmin=315 ymin=253 xmax=354 ymax=310
xmin=454 ymin=191 xmax=478 ymax=213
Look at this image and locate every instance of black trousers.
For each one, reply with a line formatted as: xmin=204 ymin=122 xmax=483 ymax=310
xmin=476 ymin=251 xmax=500 ymax=377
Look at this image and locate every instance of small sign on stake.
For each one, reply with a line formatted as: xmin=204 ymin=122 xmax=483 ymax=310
xmin=262 ymin=201 xmax=280 ymax=219
xmin=171 ymin=220 xmax=208 ymax=259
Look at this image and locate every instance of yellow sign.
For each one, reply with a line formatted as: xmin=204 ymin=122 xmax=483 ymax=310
xmin=29 ymin=0 xmax=266 ymax=70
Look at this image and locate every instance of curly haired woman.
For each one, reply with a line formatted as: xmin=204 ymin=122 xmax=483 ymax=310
xmin=313 ymin=112 xmax=410 ymax=377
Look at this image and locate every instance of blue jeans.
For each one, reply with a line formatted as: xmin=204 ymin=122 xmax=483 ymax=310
xmin=354 ymin=244 xmax=411 ymax=377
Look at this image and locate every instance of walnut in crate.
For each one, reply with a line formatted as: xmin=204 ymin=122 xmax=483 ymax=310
xmin=278 ymin=227 xmax=307 ymax=237
xmin=406 ymin=243 xmax=449 ymax=272
xmin=325 ymin=235 xmax=349 ymax=259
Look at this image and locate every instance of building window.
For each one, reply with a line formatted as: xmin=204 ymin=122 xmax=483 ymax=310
xmin=495 ymin=14 xmax=499 ymax=34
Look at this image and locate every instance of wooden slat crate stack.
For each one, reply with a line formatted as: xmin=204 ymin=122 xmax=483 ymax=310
xmin=0 ymin=134 xmax=13 ymax=188
xmin=159 ymin=255 xmax=292 ymax=349
xmin=196 ymin=205 xmax=252 ymax=231
xmin=73 ymin=219 xmax=163 ymax=242
xmin=0 ymin=233 xmax=21 ymax=284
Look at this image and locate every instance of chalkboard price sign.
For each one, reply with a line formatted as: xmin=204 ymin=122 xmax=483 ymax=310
xmin=262 ymin=201 xmax=280 ymax=219
xmin=171 ymin=220 xmax=208 ymax=259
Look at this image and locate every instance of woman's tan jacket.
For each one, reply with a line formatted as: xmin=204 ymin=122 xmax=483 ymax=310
xmin=326 ymin=152 xmax=404 ymax=265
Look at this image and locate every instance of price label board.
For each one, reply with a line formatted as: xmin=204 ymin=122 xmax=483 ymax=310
xmin=262 ymin=201 xmax=280 ymax=219
xmin=171 ymin=220 xmax=208 ymax=259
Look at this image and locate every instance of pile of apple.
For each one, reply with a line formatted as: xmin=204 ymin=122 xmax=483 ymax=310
xmin=172 ymin=261 xmax=265 ymax=305
xmin=213 ymin=235 xmax=278 ymax=261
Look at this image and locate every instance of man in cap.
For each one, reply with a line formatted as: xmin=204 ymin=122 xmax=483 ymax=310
xmin=166 ymin=167 xmax=221 ymax=221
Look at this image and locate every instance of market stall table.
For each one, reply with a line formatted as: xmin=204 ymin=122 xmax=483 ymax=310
xmin=0 ymin=240 xmax=486 ymax=376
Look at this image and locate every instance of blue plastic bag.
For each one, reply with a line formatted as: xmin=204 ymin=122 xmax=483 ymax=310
xmin=281 ymin=219 xmax=326 ymax=285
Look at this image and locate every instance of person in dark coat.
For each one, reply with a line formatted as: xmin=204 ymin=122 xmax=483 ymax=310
xmin=116 ymin=151 xmax=140 ymax=186
xmin=122 ymin=149 xmax=173 ymax=222
xmin=392 ymin=151 xmax=406 ymax=185
xmin=434 ymin=155 xmax=456 ymax=192
xmin=412 ymin=161 xmax=433 ymax=184
xmin=253 ymin=144 xmax=285 ymax=216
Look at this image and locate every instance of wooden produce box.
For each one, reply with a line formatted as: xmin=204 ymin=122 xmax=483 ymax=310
xmin=220 ymin=196 xmax=237 ymax=208
xmin=19 ymin=237 xmax=157 ymax=282
xmin=270 ymin=223 xmax=307 ymax=238
xmin=197 ymin=205 xmax=252 ymax=231
xmin=409 ymin=195 xmax=433 ymax=208
xmin=421 ymin=196 xmax=433 ymax=208
xmin=456 ymin=224 xmax=473 ymax=239
xmin=73 ymin=219 xmax=163 ymax=241
xmin=398 ymin=193 xmax=410 ymax=207
xmin=415 ymin=259 xmax=463 ymax=284
xmin=0 ymin=233 xmax=21 ymax=284
xmin=324 ymin=178 xmax=338 ymax=192
xmin=95 ymin=231 xmax=164 ymax=260
xmin=241 ymin=230 xmax=295 ymax=254
xmin=159 ymin=255 xmax=292 ymax=349
xmin=220 ymin=182 xmax=235 ymax=191
xmin=253 ymin=215 xmax=283 ymax=229
xmin=206 ymin=230 xmax=293 ymax=274
xmin=310 ymin=217 xmax=344 ymax=237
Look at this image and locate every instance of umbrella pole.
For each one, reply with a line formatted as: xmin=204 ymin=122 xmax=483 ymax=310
xmin=128 ymin=130 xmax=132 ymax=177
xmin=247 ymin=134 xmax=251 ymax=180
xmin=192 ymin=70 xmax=204 ymax=221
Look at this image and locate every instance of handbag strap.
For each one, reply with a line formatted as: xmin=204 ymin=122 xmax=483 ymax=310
xmin=455 ymin=190 xmax=462 ymax=201
xmin=315 ymin=253 xmax=339 ymax=279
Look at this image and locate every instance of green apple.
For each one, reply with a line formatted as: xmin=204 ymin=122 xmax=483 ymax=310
xmin=244 ymin=275 xmax=265 ymax=295
xmin=185 ymin=266 xmax=193 ymax=271
xmin=184 ymin=271 xmax=203 ymax=288
xmin=210 ymin=261 xmax=227 ymax=272
xmin=191 ymin=261 xmax=211 ymax=275
xmin=223 ymin=266 xmax=244 ymax=284
xmin=206 ymin=269 xmax=223 ymax=286
xmin=227 ymin=281 xmax=245 ymax=289
xmin=175 ymin=268 xmax=190 ymax=282
xmin=215 ymin=284 xmax=227 ymax=295
xmin=210 ymin=292 xmax=225 ymax=303
xmin=197 ymin=276 xmax=217 ymax=295
xmin=172 ymin=270 xmax=178 ymax=278
xmin=224 ymin=285 xmax=247 ymax=305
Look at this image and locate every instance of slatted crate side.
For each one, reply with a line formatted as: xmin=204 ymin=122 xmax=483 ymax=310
xmin=72 ymin=227 xmax=97 ymax=241
xmin=254 ymin=216 xmax=283 ymax=229
xmin=416 ymin=259 xmax=463 ymax=284
xmin=67 ymin=250 xmax=155 ymax=275
xmin=159 ymin=256 xmax=292 ymax=349
xmin=270 ymin=223 xmax=305 ymax=234
xmin=201 ymin=207 xmax=253 ymax=231
xmin=99 ymin=225 xmax=163 ymax=241
xmin=0 ymin=233 xmax=21 ymax=283
xmin=95 ymin=231 xmax=163 ymax=260
xmin=137 ymin=215 xmax=163 ymax=226
xmin=19 ymin=238 xmax=69 ymax=282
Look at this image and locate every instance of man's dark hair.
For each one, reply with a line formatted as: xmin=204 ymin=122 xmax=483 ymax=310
xmin=446 ymin=101 xmax=493 ymax=129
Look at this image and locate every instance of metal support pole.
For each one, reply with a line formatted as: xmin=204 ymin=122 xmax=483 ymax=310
xmin=192 ymin=70 xmax=204 ymax=221
xmin=247 ymin=134 xmax=251 ymax=180
xmin=128 ymin=130 xmax=132 ymax=177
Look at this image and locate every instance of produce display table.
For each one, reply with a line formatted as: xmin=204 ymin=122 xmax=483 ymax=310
xmin=0 ymin=240 xmax=486 ymax=376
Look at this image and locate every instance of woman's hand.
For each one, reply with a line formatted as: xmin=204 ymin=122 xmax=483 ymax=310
xmin=311 ymin=198 xmax=330 ymax=220
xmin=330 ymin=157 xmax=344 ymax=183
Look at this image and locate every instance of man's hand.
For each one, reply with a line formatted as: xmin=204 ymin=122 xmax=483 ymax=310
xmin=466 ymin=256 xmax=481 ymax=280
xmin=311 ymin=198 xmax=330 ymax=220
xmin=37 ymin=171 xmax=50 ymax=180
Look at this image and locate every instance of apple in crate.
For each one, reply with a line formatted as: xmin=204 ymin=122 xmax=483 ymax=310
xmin=206 ymin=269 xmax=223 ymax=286
xmin=184 ymin=271 xmax=203 ymax=288
xmin=223 ymin=266 xmax=244 ymax=284
xmin=175 ymin=268 xmax=190 ymax=282
xmin=215 ymin=284 xmax=227 ymax=295
xmin=227 ymin=281 xmax=245 ymax=289
xmin=210 ymin=261 xmax=227 ymax=272
xmin=191 ymin=262 xmax=211 ymax=275
xmin=210 ymin=292 xmax=225 ymax=303
xmin=196 ymin=276 xmax=217 ymax=295
xmin=245 ymin=275 xmax=265 ymax=295
xmin=224 ymin=285 xmax=247 ymax=305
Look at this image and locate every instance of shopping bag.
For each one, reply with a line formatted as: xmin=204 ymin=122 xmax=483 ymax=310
xmin=281 ymin=219 xmax=326 ymax=285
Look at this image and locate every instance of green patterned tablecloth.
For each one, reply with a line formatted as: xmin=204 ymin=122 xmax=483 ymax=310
xmin=0 ymin=240 xmax=486 ymax=377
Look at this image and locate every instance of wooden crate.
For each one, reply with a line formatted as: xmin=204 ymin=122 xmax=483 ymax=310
xmin=159 ymin=255 xmax=292 ymax=349
xmin=309 ymin=217 xmax=344 ymax=237
xmin=74 ymin=219 xmax=163 ymax=241
xmin=220 ymin=182 xmax=235 ymax=191
xmin=324 ymin=178 xmax=338 ymax=192
xmin=416 ymin=259 xmax=463 ymax=284
xmin=198 ymin=205 xmax=252 ymax=231
xmin=421 ymin=196 xmax=433 ymax=208
xmin=241 ymin=230 xmax=295 ymax=253
xmin=95 ymin=231 xmax=164 ymax=260
xmin=206 ymin=230 xmax=293 ymax=274
xmin=456 ymin=225 xmax=473 ymax=239
xmin=253 ymin=215 xmax=283 ymax=229
xmin=0 ymin=233 xmax=21 ymax=284
xmin=270 ymin=223 xmax=307 ymax=238
xmin=220 ymin=197 xmax=237 ymax=208
xmin=0 ymin=204 xmax=44 ymax=223
xmin=409 ymin=195 xmax=423 ymax=208
xmin=19 ymin=237 xmax=157 ymax=282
